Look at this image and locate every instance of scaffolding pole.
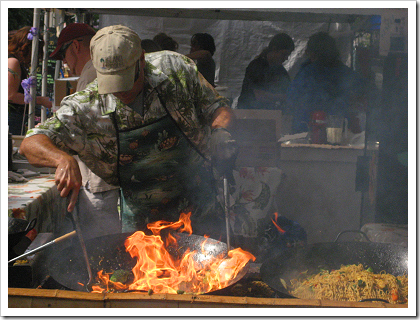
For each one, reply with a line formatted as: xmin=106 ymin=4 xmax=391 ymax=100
xmin=28 ymin=8 xmax=41 ymax=130
xmin=41 ymin=9 xmax=50 ymax=123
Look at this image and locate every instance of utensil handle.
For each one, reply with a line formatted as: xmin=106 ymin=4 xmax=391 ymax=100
xmin=54 ymin=230 xmax=76 ymax=243
xmin=223 ymin=176 xmax=231 ymax=250
xmin=8 ymin=230 xmax=76 ymax=264
xmin=69 ymin=203 xmax=94 ymax=291
xmin=24 ymin=218 xmax=37 ymax=232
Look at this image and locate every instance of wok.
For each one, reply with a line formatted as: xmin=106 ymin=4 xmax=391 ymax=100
xmin=8 ymin=217 xmax=37 ymax=260
xmin=260 ymin=241 xmax=408 ymax=299
xmin=9 ymin=217 xmax=37 ymax=246
xmin=46 ymin=231 xmax=249 ymax=293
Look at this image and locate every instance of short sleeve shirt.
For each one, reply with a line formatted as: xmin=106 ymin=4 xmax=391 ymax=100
xmin=26 ymin=51 xmax=230 ymax=186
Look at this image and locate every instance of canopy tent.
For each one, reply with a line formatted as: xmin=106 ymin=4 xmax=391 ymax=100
xmin=82 ymin=7 xmax=391 ymax=103
xmin=83 ymin=7 xmax=382 ymax=23
xmin=24 ymin=6 xmax=408 ymax=127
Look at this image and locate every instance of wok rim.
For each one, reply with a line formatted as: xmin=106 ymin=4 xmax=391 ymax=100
xmin=46 ymin=231 xmax=250 ymax=294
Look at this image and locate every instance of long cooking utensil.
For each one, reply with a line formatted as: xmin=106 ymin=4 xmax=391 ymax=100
xmin=8 ymin=230 xmax=76 ymax=264
xmin=223 ymin=176 xmax=231 ymax=250
xmin=69 ymin=207 xmax=94 ymax=292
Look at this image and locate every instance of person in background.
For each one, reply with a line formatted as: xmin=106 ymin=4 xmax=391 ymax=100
xmin=237 ymin=33 xmax=295 ymax=110
xmin=153 ymin=32 xmax=179 ymax=51
xmin=286 ymin=31 xmax=367 ymax=134
xmin=141 ymin=39 xmax=162 ymax=53
xmin=8 ymin=26 xmax=52 ymax=135
xmin=20 ymin=25 xmax=237 ymax=241
xmin=48 ymin=23 xmax=121 ymax=239
xmin=8 ymin=30 xmax=18 ymax=39
xmin=50 ymin=23 xmax=96 ymax=91
xmin=186 ymin=33 xmax=216 ymax=87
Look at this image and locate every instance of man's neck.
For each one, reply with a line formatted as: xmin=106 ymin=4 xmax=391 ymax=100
xmin=75 ymin=52 xmax=92 ymax=76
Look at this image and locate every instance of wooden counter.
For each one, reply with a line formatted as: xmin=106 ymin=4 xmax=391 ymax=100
xmin=8 ymin=288 xmax=407 ymax=309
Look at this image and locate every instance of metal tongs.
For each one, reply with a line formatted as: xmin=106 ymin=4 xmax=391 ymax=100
xmin=69 ymin=203 xmax=94 ymax=292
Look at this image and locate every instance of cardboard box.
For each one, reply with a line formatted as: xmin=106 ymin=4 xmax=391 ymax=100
xmin=235 ymin=141 xmax=280 ymax=167
xmin=54 ymin=77 xmax=79 ymax=108
xmin=231 ymin=118 xmax=279 ymax=167
xmin=232 ymin=118 xmax=277 ymax=142
xmin=233 ymin=109 xmax=283 ymax=140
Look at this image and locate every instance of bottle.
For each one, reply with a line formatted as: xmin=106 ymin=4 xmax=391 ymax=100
xmin=309 ymin=111 xmax=327 ymax=144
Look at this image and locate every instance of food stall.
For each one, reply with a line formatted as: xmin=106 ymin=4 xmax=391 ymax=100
xmin=6 ymin=4 xmax=412 ymax=315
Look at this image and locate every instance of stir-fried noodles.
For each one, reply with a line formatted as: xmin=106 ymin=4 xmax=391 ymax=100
xmin=288 ymin=264 xmax=407 ymax=304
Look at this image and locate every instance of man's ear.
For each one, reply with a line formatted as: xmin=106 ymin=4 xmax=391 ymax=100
xmin=73 ymin=39 xmax=82 ymax=54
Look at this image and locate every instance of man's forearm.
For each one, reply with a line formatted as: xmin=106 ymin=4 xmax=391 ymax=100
xmin=19 ymin=134 xmax=72 ymax=168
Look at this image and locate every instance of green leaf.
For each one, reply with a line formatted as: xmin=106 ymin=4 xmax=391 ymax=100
xmin=110 ymin=269 xmax=131 ymax=283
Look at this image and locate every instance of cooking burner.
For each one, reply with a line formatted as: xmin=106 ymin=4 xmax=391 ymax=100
xmin=35 ymin=273 xmax=286 ymax=298
xmin=32 ymin=260 xmax=285 ymax=298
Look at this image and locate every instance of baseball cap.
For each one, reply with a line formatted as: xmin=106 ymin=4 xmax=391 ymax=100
xmin=50 ymin=23 xmax=96 ymax=60
xmin=90 ymin=25 xmax=142 ymax=95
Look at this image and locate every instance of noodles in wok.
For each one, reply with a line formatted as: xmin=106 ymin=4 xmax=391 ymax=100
xmin=289 ymin=264 xmax=408 ymax=304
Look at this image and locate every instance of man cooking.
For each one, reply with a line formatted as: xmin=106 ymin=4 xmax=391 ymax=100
xmin=19 ymin=25 xmax=237 ymax=240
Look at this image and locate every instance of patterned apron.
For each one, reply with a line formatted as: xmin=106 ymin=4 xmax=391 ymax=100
xmin=115 ymin=112 xmax=223 ymax=236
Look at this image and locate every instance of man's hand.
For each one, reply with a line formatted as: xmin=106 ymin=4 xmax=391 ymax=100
xmin=209 ymin=128 xmax=238 ymax=184
xmin=55 ymin=156 xmax=82 ymax=212
xmin=19 ymin=134 xmax=82 ymax=212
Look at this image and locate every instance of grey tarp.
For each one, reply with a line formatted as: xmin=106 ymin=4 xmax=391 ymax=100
xmin=98 ymin=14 xmax=354 ymax=102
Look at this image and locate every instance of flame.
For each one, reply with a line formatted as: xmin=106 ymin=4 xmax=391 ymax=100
xmin=92 ymin=212 xmax=255 ymax=294
xmin=271 ymin=212 xmax=286 ymax=234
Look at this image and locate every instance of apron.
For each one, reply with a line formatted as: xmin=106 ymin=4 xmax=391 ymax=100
xmin=114 ymin=100 xmax=223 ymax=237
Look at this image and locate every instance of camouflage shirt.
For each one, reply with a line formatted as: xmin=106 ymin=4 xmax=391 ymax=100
xmin=26 ymin=51 xmax=229 ymax=186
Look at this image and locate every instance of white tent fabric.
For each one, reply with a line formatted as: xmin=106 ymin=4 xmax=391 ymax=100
xmin=99 ymin=14 xmax=353 ymax=104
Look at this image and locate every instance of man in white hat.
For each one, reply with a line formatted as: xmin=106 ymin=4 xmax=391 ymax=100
xmin=20 ymin=25 xmax=236 ymax=239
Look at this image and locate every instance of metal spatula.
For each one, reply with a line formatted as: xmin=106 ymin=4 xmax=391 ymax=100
xmin=69 ymin=205 xmax=94 ymax=292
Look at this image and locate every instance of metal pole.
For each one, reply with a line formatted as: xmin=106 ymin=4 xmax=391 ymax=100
xmin=51 ymin=10 xmax=60 ymax=81
xmin=51 ymin=9 xmax=66 ymax=110
xmin=28 ymin=8 xmax=41 ymax=130
xmin=41 ymin=9 xmax=50 ymax=123
xmin=54 ymin=9 xmax=65 ymax=81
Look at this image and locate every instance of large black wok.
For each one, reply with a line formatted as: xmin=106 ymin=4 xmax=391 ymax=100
xmin=46 ymin=231 xmax=249 ymax=293
xmin=260 ymin=240 xmax=408 ymax=299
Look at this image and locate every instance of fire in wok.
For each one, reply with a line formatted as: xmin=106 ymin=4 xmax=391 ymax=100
xmin=48 ymin=212 xmax=255 ymax=294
